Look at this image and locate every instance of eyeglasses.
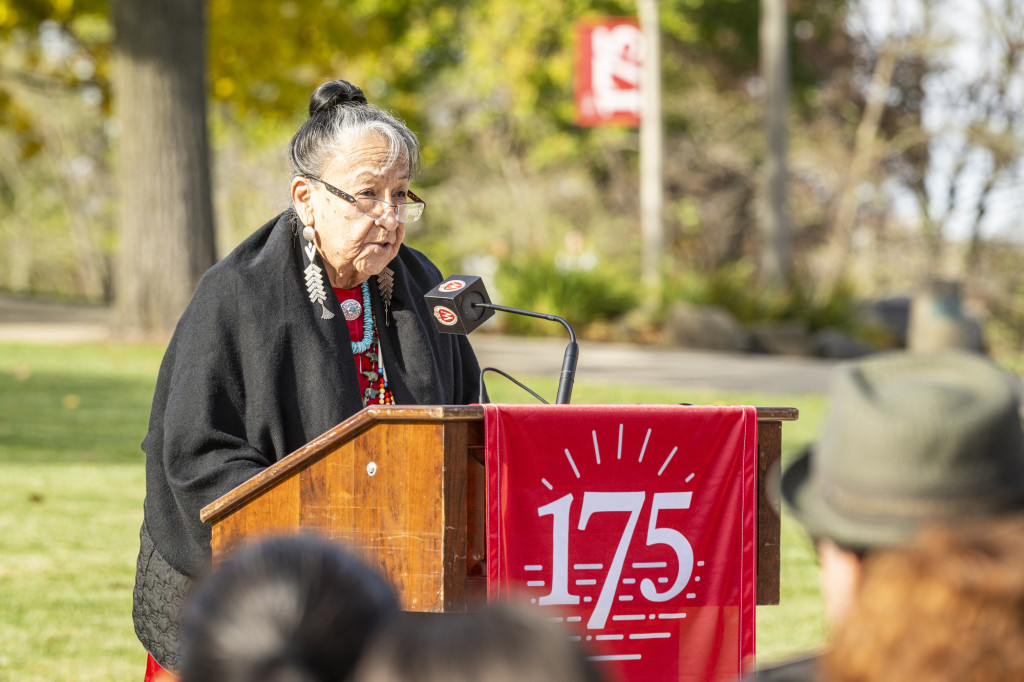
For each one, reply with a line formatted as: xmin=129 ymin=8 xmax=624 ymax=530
xmin=306 ymin=175 xmax=426 ymax=223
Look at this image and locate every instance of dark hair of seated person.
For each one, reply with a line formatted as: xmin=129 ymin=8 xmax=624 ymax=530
xmin=178 ymin=534 xmax=400 ymax=682
xmin=352 ymin=602 xmax=605 ymax=682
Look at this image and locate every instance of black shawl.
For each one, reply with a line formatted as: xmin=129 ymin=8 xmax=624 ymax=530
xmin=143 ymin=210 xmax=479 ymax=575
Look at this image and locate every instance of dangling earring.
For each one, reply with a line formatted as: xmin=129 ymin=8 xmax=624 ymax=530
xmin=377 ymin=266 xmax=394 ymax=326
xmin=301 ymin=224 xmax=334 ymax=320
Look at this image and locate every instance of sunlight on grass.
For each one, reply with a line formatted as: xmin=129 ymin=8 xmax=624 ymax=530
xmin=0 ymin=464 xmax=145 ymax=681
xmin=0 ymin=342 xmax=162 ymax=464
xmin=0 ymin=341 xmax=827 ymax=678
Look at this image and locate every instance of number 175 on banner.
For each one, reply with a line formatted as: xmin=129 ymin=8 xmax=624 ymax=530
xmin=537 ymin=491 xmax=694 ymax=629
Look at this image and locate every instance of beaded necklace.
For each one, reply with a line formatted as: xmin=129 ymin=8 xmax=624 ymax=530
xmin=351 ymin=281 xmax=374 ymax=354
xmin=356 ymin=312 xmax=394 ymax=406
xmin=364 ymin=326 xmax=394 ymax=406
xmin=335 ymin=283 xmax=395 ymax=407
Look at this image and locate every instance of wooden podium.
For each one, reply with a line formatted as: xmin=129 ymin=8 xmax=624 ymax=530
xmin=200 ymin=405 xmax=796 ymax=611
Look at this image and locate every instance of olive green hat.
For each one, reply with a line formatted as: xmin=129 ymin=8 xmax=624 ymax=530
xmin=781 ymin=350 xmax=1024 ymax=550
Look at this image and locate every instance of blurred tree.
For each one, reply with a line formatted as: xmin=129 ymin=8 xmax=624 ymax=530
xmin=0 ymin=0 xmax=110 ymax=133
xmin=922 ymin=0 xmax=1024 ymax=274
xmin=205 ymin=0 xmax=836 ymax=281
xmin=0 ymin=0 xmax=472 ymax=328
xmin=0 ymin=0 xmax=112 ymax=298
xmin=112 ymin=0 xmax=215 ymax=333
xmin=425 ymin=0 xmax=854 ymax=270
xmin=199 ymin=0 xmax=856 ymax=313
xmin=1 ymin=0 xmax=893 ymax=333
xmin=759 ymin=0 xmax=791 ymax=289
xmin=0 ymin=0 xmax=214 ymax=332
xmin=812 ymin=0 xmax=1024 ymax=295
xmin=205 ymin=0 xmax=469 ymax=136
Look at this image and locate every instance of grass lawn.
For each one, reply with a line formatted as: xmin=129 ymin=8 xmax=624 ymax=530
xmin=0 ymin=341 xmax=827 ymax=680
xmin=1 ymin=343 xmax=160 ymax=681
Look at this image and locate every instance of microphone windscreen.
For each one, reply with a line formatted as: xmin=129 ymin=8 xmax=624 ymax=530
xmin=423 ymin=275 xmax=495 ymax=335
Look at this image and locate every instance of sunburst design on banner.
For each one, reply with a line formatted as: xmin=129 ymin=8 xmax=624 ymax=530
xmin=528 ymin=422 xmax=701 ymax=663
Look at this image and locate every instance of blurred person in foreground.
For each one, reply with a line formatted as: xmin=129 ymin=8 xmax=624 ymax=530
xmin=353 ymin=602 xmax=604 ymax=682
xmin=823 ymin=516 xmax=1024 ymax=682
xmin=133 ymin=78 xmax=480 ymax=677
xmin=177 ymin=534 xmax=399 ymax=682
xmin=746 ymin=350 xmax=1024 ymax=681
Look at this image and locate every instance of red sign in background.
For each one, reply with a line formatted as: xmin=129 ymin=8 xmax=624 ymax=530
xmin=484 ymin=404 xmax=757 ymax=682
xmin=575 ymin=18 xmax=644 ymax=127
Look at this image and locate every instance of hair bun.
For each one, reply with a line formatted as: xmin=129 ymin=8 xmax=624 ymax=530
xmin=309 ymin=80 xmax=367 ymax=117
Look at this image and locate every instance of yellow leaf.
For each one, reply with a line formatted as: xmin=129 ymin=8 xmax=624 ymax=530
xmin=214 ymin=77 xmax=235 ymax=98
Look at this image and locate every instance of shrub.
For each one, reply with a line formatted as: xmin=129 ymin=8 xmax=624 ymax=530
xmin=493 ymin=253 xmax=640 ymax=336
xmin=671 ymin=263 xmax=867 ymax=334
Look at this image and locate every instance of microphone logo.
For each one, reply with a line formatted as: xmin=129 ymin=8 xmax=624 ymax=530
xmin=433 ymin=306 xmax=458 ymax=326
xmin=439 ymin=279 xmax=466 ymax=293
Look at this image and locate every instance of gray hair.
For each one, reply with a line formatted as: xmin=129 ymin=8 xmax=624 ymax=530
xmin=288 ymin=79 xmax=420 ymax=180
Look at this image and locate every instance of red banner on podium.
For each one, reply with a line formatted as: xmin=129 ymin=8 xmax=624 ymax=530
xmin=484 ymin=404 xmax=757 ymax=682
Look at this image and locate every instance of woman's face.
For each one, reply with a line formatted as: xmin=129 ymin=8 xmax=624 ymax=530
xmin=292 ymin=133 xmax=409 ymax=289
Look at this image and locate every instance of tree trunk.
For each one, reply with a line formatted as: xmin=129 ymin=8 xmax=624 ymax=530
xmin=112 ymin=0 xmax=215 ymax=334
xmin=758 ymin=0 xmax=790 ymax=289
xmin=638 ymin=0 xmax=664 ymax=302
xmin=818 ymin=45 xmax=896 ymax=296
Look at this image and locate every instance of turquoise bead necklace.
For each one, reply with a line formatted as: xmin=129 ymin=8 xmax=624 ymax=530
xmin=351 ymin=281 xmax=374 ymax=354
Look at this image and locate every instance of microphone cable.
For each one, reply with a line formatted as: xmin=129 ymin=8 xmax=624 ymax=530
xmin=478 ymin=367 xmax=550 ymax=405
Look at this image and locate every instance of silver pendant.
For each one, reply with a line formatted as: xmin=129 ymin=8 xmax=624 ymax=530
xmin=340 ymin=299 xmax=362 ymax=321
xmin=303 ymin=243 xmax=334 ymax=320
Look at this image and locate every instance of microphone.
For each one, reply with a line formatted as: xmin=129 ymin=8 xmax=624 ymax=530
xmin=423 ymin=275 xmax=496 ymax=335
xmin=424 ymin=275 xmax=579 ymax=405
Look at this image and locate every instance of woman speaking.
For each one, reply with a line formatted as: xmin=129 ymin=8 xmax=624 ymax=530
xmin=132 ymin=79 xmax=480 ymax=676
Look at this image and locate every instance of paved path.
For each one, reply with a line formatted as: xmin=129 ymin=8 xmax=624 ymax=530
xmin=470 ymin=335 xmax=835 ymax=395
xmin=0 ymin=295 xmax=837 ymax=394
xmin=0 ymin=296 xmax=114 ymax=343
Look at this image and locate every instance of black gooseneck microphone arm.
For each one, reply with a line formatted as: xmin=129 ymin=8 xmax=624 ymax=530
xmin=471 ymin=302 xmax=578 ymax=405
